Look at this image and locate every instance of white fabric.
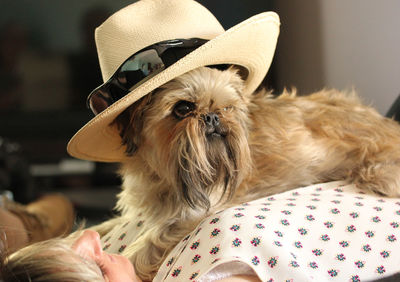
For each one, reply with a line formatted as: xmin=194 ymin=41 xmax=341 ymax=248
xmin=197 ymin=261 xmax=257 ymax=282
xmin=100 ymin=216 xmax=145 ymax=255
xmin=101 ymin=181 xmax=400 ymax=281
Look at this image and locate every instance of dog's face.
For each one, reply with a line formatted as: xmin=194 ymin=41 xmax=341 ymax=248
xmin=116 ymin=67 xmax=252 ymax=210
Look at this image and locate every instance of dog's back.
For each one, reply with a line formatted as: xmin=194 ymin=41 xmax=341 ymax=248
xmin=240 ymin=89 xmax=400 ymax=198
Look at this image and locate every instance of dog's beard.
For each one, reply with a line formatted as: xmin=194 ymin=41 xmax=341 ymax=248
xmin=116 ymin=67 xmax=251 ymax=210
xmin=172 ymin=116 xmax=248 ymax=210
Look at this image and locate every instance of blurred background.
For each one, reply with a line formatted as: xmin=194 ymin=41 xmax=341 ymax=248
xmin=1 ymin=0 xmax=399 ymax=225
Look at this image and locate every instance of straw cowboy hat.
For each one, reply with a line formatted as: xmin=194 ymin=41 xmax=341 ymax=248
xmin=67 ymin=0 xmax=280 ymax=162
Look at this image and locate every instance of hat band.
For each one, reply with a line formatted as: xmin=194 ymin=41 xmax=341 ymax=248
xmin=86 ymin=38 xmax=209 ymax=116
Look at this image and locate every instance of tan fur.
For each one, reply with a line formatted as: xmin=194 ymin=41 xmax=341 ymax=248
xmin=94 ymin=67 xmax=400 ymax=280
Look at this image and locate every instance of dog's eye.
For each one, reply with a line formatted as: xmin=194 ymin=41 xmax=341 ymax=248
xmin=173 ymin=101 xmax=195 ymax=119
xmin=223 ymin=106 xmax=233 ymax=112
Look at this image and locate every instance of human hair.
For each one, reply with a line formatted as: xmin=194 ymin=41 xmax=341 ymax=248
xmin=0 ymin=236 xmax=105 ymax=282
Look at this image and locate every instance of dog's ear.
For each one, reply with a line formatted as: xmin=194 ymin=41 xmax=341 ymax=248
xmin=226 ymin=65 xmax=246 ymax=96
xmin=228 ymin=65 xmax=248 ymax=82
xmin=114 ymin=93 xmax=153 ymax=156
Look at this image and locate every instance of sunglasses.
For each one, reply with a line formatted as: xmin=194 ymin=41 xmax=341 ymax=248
xmin=86 ymin=38 xmax=210 ymax=116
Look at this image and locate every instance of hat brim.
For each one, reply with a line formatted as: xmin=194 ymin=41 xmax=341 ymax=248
xmin=67 ymin=12 xmax=280 ymax=162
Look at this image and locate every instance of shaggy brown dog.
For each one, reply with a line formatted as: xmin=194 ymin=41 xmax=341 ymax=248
xmin=94 ymin=66 xmax=400 ymax=280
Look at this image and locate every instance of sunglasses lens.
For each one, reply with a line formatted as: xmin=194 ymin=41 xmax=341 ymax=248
xmin=117 ymin=49 xmax=164 ymax=90
xmin=87 ymin=87 xmax=112 ymax=115
xmin=87 ymin=38 xmax=209 ymax=116
xmin=88 ymin=50 xmax=165 ymax=115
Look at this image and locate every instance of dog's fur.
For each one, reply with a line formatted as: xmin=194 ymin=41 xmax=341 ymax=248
xmin=93 ymin=66 xmax=400 ymax=280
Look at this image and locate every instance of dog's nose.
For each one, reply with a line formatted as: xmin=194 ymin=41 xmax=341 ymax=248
xmin=204 ymin=113 xmax=220 ymax=127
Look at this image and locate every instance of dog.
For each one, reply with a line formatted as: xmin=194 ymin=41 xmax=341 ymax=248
xmin=93 ymin=66 xmax=400 ymax=280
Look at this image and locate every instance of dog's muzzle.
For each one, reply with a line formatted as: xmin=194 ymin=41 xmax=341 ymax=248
xmin=203 ymin=113 xmax=226 ymax=137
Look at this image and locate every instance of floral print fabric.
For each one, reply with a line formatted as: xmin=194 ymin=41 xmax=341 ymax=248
xmin=153 ymin=181 xmax=400 ymax=281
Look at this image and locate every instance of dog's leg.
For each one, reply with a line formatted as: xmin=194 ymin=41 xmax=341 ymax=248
xmin=351 ymin=158 xmax=400 ymax=197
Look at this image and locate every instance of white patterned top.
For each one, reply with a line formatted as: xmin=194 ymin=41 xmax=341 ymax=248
xmin=102 ymin=181 xmax=400 ymax=281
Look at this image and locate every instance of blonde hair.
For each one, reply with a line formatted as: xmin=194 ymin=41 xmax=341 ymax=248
xmin=1 ymin=236 xmax=105 ymax=281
